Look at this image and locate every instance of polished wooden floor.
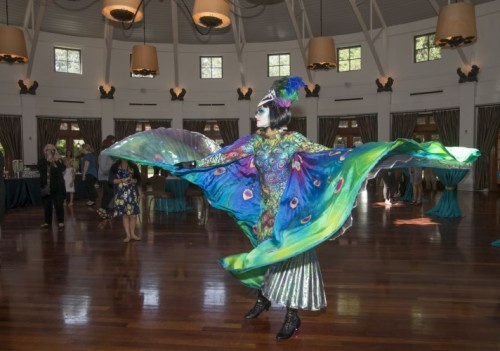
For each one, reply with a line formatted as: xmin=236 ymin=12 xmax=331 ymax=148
xmin=1 ymin=188 xmax=499 ymax=351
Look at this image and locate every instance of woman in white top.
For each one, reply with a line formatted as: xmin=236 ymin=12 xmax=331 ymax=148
xmin=63 ymin=149 xmax=76 ymax=206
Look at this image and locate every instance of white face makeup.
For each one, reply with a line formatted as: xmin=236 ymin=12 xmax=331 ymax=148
xmin=255 ymin=106 xmax=271 ymax=128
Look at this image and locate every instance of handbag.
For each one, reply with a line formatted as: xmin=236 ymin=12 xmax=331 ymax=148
xmin=41 ymin=185 xmax=50 ymax=197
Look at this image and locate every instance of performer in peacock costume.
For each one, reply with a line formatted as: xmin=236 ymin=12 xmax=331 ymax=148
xmin=104 ymin=76 xmax=479 ymax=340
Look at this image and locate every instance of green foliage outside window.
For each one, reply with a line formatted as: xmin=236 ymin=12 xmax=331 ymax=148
xmin=337 ymin=46 xmax=361 ymax=72
xmin=414 ymin=33 xmax=441 ymax=63
xmin=268 ymin=54 xmax=290 ymax=77
xmin=200 ymin=56 xmax=223 ymax=79
xmin=55 ymin=47 xmax=81 ymax=74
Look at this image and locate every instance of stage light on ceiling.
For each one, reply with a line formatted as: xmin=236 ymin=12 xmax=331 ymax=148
xmin=192 ymin=0 xmax=231 ymax=28
xmin=102 ymin=0 xmax=143 ymax=23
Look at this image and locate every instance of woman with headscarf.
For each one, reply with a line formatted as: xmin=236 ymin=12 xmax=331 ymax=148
xmin=38 ymin=144 xmax=66 ymax=228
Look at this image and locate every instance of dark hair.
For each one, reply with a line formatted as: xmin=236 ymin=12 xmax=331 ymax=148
xmin=264 ymin=102 xmax=291 ymax=129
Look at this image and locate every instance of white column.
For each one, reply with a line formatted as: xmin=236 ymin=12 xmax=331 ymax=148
xmin=170 ymin=102 xmax=184 ymax=129
xmin=238 ymin=100 xmax=251 ymax=137
xmin=376 ymin=91 xmax=391 ymax=142
xmin=306 ymin=97 xmax=318 ymax=142
xmin=100 ymin=99 xmax=114 ymax=139
xmin=458 ymin=82 xmax=476 ymax=191
xmin=20 ymin=95 xmax=38 ymax=165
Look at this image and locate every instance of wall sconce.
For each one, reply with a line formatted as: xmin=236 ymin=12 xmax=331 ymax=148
xmin=457 ymin=65 xmax=479 ymax=83
xmin=0 ymin=0 xmax=28 ymax=64
xmin=236 ymin=87 xmax=252 ymax=100
xmin=170 ymin=87 xmax=186 ymax=101
xmin=435 ymin=2 xmax=477 ymax=48
xmin=304 ymin=84 xmax=320 ymax=97
xmin=192 ymin=0 xmax=231 ymax=28
xmin=375 ymin=77 xmax=394 ymax=92
xmin=99 ymin=85 xmax=115 ymax=99
xmin=18 ymin=80 xmax=38 ymax=95
xmin=102 ymin=0 xmax=143 ymax=23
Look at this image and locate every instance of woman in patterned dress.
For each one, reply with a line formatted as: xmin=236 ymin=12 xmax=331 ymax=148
xmin=110 ymin=159 xmax=141 ymax=242
xmin=177 ymin=77 xmax=326 ymax=340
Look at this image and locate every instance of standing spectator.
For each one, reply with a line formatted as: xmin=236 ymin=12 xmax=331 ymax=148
xmin=63 ymin=149 xmax=76 ymax=206
xmin=38 ymin=144 xmax=66 ymax=228
xmin=410 ymin=167 xmax=423 ymax=205
xmin=80 ymin=144 xmax=98 ymax=206
xmin=97 ymin=135 xmax=116 ymax=220
xmin=423 ymin=167 xmax=437 ymax=191
xmin=110 ymin=159 xmax=141 ymax=242
xmin=0 ymin=151 xmax=5 ymax=227
xmin=381 ymin=169 xmax=399 ymax=206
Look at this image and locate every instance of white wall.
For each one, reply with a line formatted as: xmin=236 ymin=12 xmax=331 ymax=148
xmin=1 ymin=1 xmax=499 ymax=168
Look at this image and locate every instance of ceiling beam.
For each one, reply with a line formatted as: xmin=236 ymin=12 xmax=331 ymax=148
xmin=22 ymin=0 xmax=34 ymax=42
xmin=171 ymin=0 xmax=180 ymax=87
xmin=230 ymin=0 xmax=247 ymax=87
xmin=284 ymin=0 xmax=313 ymax=83
xmin=427 ymin=0 xmax=469 ymax=65
xmin=103 ymin=20 xmax=114 ymax=85
xmin=349 ymin=0 xmax=385 ymax=77
xmin=25 ymin=0 xmax=47 ymax=80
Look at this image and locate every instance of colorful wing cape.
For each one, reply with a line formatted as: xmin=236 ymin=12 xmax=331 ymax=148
xmin=105 ymin=130 xmax=480 ymax=288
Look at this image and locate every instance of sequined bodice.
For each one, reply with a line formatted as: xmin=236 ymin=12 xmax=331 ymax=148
xmin=197 ymin=130 xmax=328 ymax=242
xmin=254 ymin=133 xmax=295 ymax=207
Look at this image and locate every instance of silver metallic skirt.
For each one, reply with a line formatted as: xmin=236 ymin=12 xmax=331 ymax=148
xmin=260 ymin=249 xmax=327 ymax=311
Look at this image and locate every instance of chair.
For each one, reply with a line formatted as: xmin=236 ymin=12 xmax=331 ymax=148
xmin=185 ymin=183 xmax=209 ymax=222
xmin=143 ymin=175 xmax=174 ymax=216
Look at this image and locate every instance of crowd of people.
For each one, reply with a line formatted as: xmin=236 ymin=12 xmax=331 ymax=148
xmin=36 ymin=134 xmax=142 ymax=242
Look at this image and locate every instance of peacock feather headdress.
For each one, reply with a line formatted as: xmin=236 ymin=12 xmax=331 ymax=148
xmin=258 ymin=76 xmax=305 ymax=108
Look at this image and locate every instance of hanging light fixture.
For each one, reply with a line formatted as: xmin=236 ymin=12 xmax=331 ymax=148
xmin=102 ymin=0 xmax=143 ymax=23
xmin=131 ymin=0 xmax=158 ymax=76
xmin=307 ymin=0 xmax=336 ymax=70
xmin=0 ymin=0 xmax=28 ymax=64
xmin=192 ymin=0 xmax=231 ymax=29
xmin=434 ymin=2 xmax=477 ymax=48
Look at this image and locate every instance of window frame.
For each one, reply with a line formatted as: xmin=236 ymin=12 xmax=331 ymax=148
xmin=200 ymin=56 xmax=223 ymax=79
xmin=334 ymin=117 xmax=361 ymax=148
xmin=54 ymin=47 xmax=82 ymax=75
xmin=413 ymin=32 xmax=441 ymax=63
xmin=267 ymin=53 xmax=291 ymax=77
xmin=336 ymin=45 xmax=362 ymax=73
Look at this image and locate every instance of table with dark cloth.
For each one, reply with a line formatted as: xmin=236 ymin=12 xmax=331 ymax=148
xmin=4 ymin=176 xmax=85 ymax=209
xmin=156 ymin=178 xmax=191 ymax=212
xmin=4 ymin=177 xmax=42 ymax=208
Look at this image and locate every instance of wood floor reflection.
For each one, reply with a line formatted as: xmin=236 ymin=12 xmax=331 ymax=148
xmin=1 ymin=189 xmax=499 ymax=351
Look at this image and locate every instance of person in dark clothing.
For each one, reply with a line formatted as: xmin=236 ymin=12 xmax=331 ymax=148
xmin=97 ymin=135 xmax=116 ymax=220
xmin=38 ymin=144 xmax=66 ymax=228
xmin=381 ymin=169 xmax=399 ymax=206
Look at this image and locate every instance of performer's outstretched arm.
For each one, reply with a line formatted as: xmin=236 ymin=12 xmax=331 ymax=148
xmin=195 ymin=137 xmax=255 ymax=168
xmin=293 ymin=132 xmax=330 ymax=153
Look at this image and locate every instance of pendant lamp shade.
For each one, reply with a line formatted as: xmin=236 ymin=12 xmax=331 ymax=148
xmin=192 ymin=0 xmax=231 ymax=28
xmin=131 ymin=44 xmax=159 ymax=76
xmin=0 ymin=25 xmax=28 ymax=64
xmin=434 ymin=2 xmax=476 ymax=48
xmin=307 ymin=36 xmax=336 ymax=70
xmin=102 ymin=0 xmax=143 ymax=23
